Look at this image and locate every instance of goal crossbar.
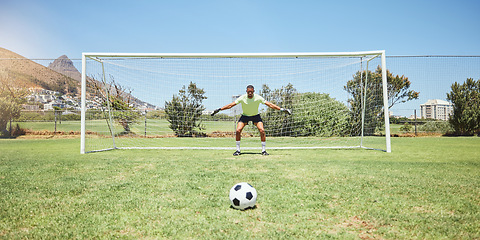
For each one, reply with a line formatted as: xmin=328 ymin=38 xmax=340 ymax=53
xmin=82 ymin=50 xmax=384 ymax=59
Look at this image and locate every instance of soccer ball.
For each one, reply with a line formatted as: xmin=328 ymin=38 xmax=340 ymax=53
xmin=229 ymin=182 xmax=257 ymax=210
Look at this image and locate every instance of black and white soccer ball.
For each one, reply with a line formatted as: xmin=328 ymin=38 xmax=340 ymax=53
xmin=229 ymin=182 xmax=257 ymax=210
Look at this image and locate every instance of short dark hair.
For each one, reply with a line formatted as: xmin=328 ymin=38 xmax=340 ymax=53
xmin=246 ymin=85 xmax=254 ymax=90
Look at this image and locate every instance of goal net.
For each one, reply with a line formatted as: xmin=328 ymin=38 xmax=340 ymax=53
xmin=81 ymin=51 xmax=391 ymax=153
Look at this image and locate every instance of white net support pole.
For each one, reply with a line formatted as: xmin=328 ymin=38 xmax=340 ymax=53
xmin=381 ymin=51 xmax=391 ymax=153
xmin=80 ymin=53 xmax=86 ymax=154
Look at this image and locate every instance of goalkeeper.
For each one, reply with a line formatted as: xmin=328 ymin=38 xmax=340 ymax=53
xmin=211 ymin=85 xmax=291 ymax=156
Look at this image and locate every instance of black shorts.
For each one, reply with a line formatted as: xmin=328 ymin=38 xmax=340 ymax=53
xmin=238 ymin=114 xmax=262 ymax=125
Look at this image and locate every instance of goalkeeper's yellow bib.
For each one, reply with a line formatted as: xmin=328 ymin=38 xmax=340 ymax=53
xmin=235 ymin=94 xmax=266 ymax=116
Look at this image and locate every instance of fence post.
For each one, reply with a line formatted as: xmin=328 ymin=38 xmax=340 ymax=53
xmin=414 ymin=109 xmax=417 ymax=136
xmin=54 ymin=110 xmax=57 ymax=133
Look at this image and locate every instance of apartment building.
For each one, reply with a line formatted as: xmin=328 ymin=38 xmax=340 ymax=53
xmin=420 ymin=99 xmax=453 ymax=120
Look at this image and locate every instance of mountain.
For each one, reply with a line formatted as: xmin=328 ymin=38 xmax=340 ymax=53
xmin=0 ymin=48 xmax=157 ymax=109
xmin=48 ymin=55 xmax=81 ymax=82
xmin=0 ymin=47 xmax=80 ymax=95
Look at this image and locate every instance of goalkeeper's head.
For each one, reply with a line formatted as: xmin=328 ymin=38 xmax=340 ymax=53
xmin=246 ymin=85 xmax=255 ymax=98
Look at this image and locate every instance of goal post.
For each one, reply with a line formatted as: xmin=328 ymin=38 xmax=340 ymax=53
xmin=80 ymin=51 xmax=391 ymax=153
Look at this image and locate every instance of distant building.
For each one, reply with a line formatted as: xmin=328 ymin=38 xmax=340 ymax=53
xmin=44 ymin=101 xmax=66 ymax=111
xmin=420 ymin=99 xmax=453 ymax=121
xmin=22 ymin=104 xmax=40 ymax=111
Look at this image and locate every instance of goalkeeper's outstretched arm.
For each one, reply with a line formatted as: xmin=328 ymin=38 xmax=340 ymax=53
xmin=211 ymin=101 xmax=291 ymax=116
xmin=211 ymin=102 xmax=237 ymax=116
xmin=265 ymin=101 xmax=292 ymax=115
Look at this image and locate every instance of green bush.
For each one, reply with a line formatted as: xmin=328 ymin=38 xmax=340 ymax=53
xmin=419 ymin=121 xmax=453 ymax=134
xmin=291 ymin=92 xmax=350 ymax=137
xmin=15 ymin=111 xmax=81 ymax=122
xmin=262 ymin=92 xmax=350 ymax=137
xmin=260 ymin=83 xmax=350 ymax=137
xmin=400 ymin=123 xmax=412 ymax=133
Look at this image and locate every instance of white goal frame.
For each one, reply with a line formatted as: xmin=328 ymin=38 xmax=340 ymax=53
xmin=80 ymin=50 xmax=391 ymax=154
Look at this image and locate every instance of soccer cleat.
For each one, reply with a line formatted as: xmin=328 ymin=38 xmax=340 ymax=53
xmin=233 ymin=150 xmax=241 ymax=156
xmin=261 ymin=151 xmax=269 ymax=156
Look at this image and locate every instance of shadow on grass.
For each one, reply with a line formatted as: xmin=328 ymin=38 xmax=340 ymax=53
xmin=238 ymin=152 xmax=263 ymax=155
xmin=229 ymin=205 xmax=257 ymax=211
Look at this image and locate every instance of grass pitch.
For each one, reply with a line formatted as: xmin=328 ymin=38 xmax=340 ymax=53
xmin=0 ymin=137 xmax=479 ymax=239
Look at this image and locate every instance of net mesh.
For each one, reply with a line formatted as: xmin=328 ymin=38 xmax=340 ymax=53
xmin=82 ymin=53 xmax=388 ymax=152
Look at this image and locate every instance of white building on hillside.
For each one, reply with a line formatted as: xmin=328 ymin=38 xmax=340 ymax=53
xmin=420 ymin=99 xmax=453 ymax=121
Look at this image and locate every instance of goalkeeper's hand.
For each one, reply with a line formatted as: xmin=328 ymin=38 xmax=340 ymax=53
xmin=280 ymin=108 xmax=292 ymax=115
xmin=211 ymin=108 xmax=221 ymax=116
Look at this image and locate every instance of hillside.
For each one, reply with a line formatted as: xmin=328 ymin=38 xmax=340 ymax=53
xmin=0 ymin=48 xmax=157 ymax=109
xmin=0 ymin=47 xmax=80 ymax=95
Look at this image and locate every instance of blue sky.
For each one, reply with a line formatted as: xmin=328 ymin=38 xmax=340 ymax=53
xmin=1 ymin=0 xmax=479 ymax=59
xmin=1 ymin=0 xmax=479 ymax=117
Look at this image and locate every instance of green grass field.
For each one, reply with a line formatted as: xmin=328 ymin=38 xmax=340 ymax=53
xmin=0 ymin=136 xmax=479 ymax=239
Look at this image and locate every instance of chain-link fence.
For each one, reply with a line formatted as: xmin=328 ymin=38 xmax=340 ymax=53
xmin=1 ymin=56 xmax=479 ymax=137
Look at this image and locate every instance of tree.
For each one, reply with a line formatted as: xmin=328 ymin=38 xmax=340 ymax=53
xmin=0 ymin=74 xmax=28 ymax=136
xmin=87 ymin=75 xmax=141 ymax=134
xmin=446 ymin=78 xmax=480 ymax=135
xmin=165 ymin=82 xmax=207 ymax=137
xmin=344 ymin=66 xmax=419 ymax=135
